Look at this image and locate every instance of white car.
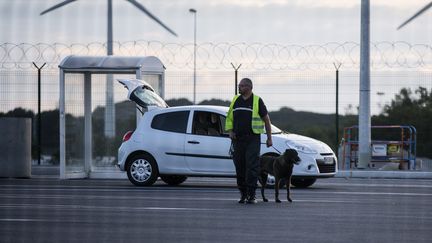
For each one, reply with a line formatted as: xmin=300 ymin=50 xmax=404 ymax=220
xmin=117 ymin=79 xmax=337 ymax=188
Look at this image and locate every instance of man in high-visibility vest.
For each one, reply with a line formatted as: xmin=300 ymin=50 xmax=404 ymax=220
xmin=225 ymin=78 xmax=273 ymax=204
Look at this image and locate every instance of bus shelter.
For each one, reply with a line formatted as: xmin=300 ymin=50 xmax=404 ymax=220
xmin=58 ymin=55 xmax=165 ymax=179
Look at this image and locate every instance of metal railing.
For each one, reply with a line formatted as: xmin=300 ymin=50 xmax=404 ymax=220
xmin=341 ymin=125 xmax=417 ymax=170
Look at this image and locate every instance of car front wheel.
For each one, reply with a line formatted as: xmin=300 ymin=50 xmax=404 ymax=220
xmin=291 ymin=178 xmax=316 ymax=188
xmin=126 ymin=154 xmax=159 ymax=186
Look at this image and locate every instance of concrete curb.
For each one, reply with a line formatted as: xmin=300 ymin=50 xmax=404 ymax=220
xmin=336 ymin=170 xmax=432 ymax=179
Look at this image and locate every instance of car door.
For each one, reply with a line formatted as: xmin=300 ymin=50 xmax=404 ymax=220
xmin=149 ymin=110 xmax=190 ymax=172
xmin=184 ymin=111 xmax=234 ymax=174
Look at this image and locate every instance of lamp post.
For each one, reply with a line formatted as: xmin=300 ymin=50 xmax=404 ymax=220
xmin=189 ymin=8 xmax=197 ymax=104
xmin=377 ymin=92 xmax=385 ymax=110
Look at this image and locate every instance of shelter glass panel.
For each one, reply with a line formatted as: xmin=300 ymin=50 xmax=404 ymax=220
xmin=64 ymin=73 xmax=85 ymax=174
xmin=91 ymin=74 xmax=136 ymax=171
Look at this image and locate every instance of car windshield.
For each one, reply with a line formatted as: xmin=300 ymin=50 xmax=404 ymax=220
xmin=131 ymin=86 xmax=168 ymax=108
xmin=271 ymin=124 xmax=284 ymax=134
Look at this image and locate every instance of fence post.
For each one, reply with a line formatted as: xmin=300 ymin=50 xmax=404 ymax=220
xmin=334 ymin=63 xmax=342 ymax=153
xmin=32 ymin=62 xmax=46 ymax=165
xmin=231 ymin=63 xmax=242 ymax=95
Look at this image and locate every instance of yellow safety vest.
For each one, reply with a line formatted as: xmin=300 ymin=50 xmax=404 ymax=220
xmin=225 ymin=94 xmax=265 ymax=134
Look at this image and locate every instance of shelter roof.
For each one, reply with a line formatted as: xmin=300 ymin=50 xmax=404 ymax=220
xmin=59 ymin=55 xmax=165 ymax=73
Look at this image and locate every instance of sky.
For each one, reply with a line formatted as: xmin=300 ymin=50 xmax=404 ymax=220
xmin=0 ymin=0 xmax=431 ymax=115
xmin=0 ymin=0 xmax=431 ymax=45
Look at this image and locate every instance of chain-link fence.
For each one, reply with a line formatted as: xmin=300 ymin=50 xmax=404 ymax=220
xmin=1 ymin=41 xmax=431 ymax=164
xmin=1 ymin=41 xmax=431 ymax=114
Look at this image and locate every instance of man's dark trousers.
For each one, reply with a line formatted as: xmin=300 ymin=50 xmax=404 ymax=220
xmin=233 ymin=134 xmax=261 ymax=195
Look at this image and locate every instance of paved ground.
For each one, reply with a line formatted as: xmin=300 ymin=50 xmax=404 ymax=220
xmin=1 ymin=177 xmax=431 ymax=243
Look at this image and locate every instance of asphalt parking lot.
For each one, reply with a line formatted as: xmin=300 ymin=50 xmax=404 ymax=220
xmin=1 ymin=177 xmax=431 ymax=243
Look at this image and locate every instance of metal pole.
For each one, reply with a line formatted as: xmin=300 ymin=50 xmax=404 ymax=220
xmin=189 ymin=8 xmax=197 ymax=104
xmin=231 ymin=63 xmax=242 ymax=95
xmin=334 ymin=63 xmax=341 ymax=152
xmin=358 ymin=0 xmax=371 ymax=169
xmin=107 ymin=0 xmax=113 ymax=56
xmin=193 ymin=11 xmax=196 ymax=104
xmin=84 ymin=72 xmax=92 ymax=177
xmin=33 ymin=62 xmax=46 ymax=165
xmin=59 ymin=69 xmax=65 ymax=179
xmin=235 ymin=69 xmax=238 ymax=95
xmin=105 ymin=0 xmax=115 ymax=138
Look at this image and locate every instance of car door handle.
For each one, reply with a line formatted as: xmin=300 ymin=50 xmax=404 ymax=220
xmin=188 ymin=141 xmax=200 ymax=144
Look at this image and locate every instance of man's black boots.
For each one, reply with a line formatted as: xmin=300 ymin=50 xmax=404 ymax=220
xmin=246 ymin=188 xmax=257 ymax=204
xmin=238 ymin=189 xmax=247 ymax=203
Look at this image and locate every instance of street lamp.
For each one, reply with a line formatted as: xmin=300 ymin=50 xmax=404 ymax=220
xmin=189 ymin=8 xmax=197 ymax=104
xmin=377 ymin=92 xmax=385 ymax=110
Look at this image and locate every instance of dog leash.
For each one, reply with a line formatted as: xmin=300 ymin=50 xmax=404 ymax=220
xmin=272 ymin=145 xmax=282 ymax=155
xmin=260 ymin=142 xmax=282 ymax=155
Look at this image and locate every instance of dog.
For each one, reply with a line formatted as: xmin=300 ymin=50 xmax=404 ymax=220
xmin=259 ymin=149 xmax=301 ymax=203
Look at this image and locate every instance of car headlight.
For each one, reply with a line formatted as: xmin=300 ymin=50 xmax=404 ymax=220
xmin=285 ymin=141 xmax=318 ymax=154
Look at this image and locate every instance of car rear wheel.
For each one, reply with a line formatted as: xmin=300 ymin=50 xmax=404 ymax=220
xmin=160 ymin=175 xmax=188 ymax=185
xmin=126 ymin=154 xmax=159 ymax=186
xmin=291 ymin=178 xmax=316 ymax=188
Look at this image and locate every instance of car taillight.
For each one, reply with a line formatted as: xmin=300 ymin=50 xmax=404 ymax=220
xmin=122 ymin=131 xmax=134 ymax=142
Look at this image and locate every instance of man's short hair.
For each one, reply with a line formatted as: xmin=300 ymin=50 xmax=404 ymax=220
xmin=240 ymin=78 xmax=253 ymax=88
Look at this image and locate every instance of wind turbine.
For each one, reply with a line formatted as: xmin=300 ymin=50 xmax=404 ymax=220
xmin=41 ymin=0 xmax=178 ymax=55
xmin=397 ymin=1 xmax=432 ymax=29
xmin=41 ymin=0 xmax=177 ymax=137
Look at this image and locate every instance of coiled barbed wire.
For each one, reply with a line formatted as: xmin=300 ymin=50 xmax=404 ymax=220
xmin=1 ymin=41 xmax=431 ymax=70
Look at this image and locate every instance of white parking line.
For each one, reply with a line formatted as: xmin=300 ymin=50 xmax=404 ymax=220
xmin=0 ymin=218 xmax=48 ymax=222
xmin=0 ymin=194 xmax=425 ymax=205
xmin=0 ymin=194 xmax=342 ymax=203
xmin=1 ymin=187 xmax=432 ymax=199
xmin=316 ymin=182 xmax=432 ymax=189
xmin=326 ymin=191 xmax=432 ymax=197
xmin=0 ymin=204 xmax=222 ymax=211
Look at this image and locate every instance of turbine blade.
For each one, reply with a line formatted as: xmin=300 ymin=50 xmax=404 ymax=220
xmin=397 ymin=2 xmax=432 ymax=30
xmin=126 ymin=0 xmax=178 ymax=36
xmin=40 ymin=0 xmax=78 ymax=15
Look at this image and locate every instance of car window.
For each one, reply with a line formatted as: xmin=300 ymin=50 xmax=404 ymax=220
xmin=130 ymin=85 xmax=168 ymax=108
xmin=151 ymin=111 xmax=190 ymax=133
xmin=193 ymin=111 xmax=227 ymax=137
xmin=271 ymin=125 xmax=282 ymax=134
xmin=219 ymin=115 xmax=229 ymax=136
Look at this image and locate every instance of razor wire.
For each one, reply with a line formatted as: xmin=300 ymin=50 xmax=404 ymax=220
xmin=1 ymin=41 xmax=431 ymax=70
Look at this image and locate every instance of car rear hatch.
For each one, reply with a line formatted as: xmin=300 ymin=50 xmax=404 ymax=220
xmin=117 ymin=78 xmax=168 ymax=109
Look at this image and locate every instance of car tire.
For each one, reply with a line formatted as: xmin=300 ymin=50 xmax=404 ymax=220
xmin=160 ymin=175 xmax=188 ymax=185
xmin=291 ymin=178 xmax=316 ymax=188
xmin=126 ymin=154 xmax=159 ymax=186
